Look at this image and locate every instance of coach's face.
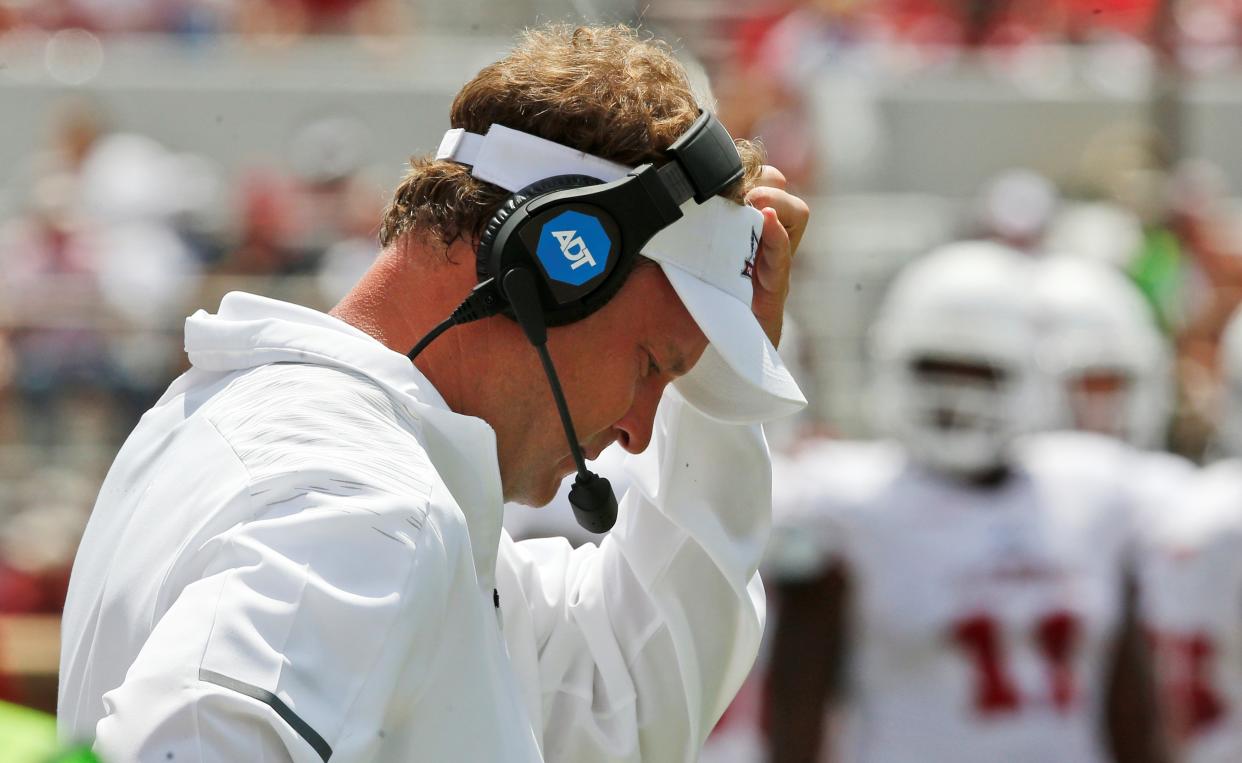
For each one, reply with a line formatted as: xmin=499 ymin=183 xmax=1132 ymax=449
xmin=492 ymin=165 xmax=805 ymax=507
xmin=498 ymin=264 xmax=707 ymax=507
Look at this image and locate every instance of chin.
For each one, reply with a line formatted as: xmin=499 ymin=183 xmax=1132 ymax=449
xmin=509 ymin=468 xmax=565 ymax=509
xmin=534 ymin=472 xmax=567 ymax=508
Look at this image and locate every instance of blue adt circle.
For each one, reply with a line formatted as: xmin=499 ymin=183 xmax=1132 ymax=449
xmin=535 ymin=210 xmax=611 ymax=286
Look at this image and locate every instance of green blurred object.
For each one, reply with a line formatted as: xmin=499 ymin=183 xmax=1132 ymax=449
xmin=1129 ymin=226 xmax=1183 ymax=334
xmin=46 ymin=748 xmax=102 ymax=763
xmin=0 ymin=701 xmax=101 ymax=763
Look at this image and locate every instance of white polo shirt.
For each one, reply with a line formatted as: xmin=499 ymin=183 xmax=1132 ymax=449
xmin=58 ymin=292 xmax=771 ymax=762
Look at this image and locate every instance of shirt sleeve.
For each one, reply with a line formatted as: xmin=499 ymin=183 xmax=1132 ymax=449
xmin=494 ymin=389 xmax=770 ymax=762
xmin=91 ymin=485 xmax=450 ymax=763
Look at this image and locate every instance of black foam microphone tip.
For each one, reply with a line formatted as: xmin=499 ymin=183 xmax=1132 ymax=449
xmin=569 ymin=472 xmax=619 ymax=534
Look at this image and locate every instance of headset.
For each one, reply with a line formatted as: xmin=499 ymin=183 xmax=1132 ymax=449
xmin=407 ymin=110 xmax=745 ymax=533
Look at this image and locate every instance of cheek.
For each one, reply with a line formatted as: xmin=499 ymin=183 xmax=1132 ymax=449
xmin=605 ymin=355 xmax=643 ymax=411
xmin=546 ymin=320 xmax=645 ymax=431
xmin=544 ymin=341 xmax=637 ymax=428
xmin=576 ymin=351 xmax=641 ymax=426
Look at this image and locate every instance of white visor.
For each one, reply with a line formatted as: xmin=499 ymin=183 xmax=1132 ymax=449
xmin=437 ymin=124 xmax=806 ymax=423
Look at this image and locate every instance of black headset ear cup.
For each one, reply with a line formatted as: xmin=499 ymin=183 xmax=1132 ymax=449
xmin=475 ymin=174 xmax=603 ymax=283
xmin=476 ymin=194 xmax=526 ymax=282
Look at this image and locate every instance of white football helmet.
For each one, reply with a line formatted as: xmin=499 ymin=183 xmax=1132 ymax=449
xmin=1031 ymin=254 xmax=1171 ymax=449
xmin=1216 ymin=304 xmax=1242 ymax=457
xmin=870 ymin=241 xmax=1042 ymax=476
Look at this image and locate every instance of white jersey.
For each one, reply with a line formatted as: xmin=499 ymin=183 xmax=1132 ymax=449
xmin=771 ymin=433 xmax=1138 ymax=763
xmin=1126 ymin=448 xmax=1198 ymax=554
xmin=1142 ymin=459 xmax=1242 ymax=763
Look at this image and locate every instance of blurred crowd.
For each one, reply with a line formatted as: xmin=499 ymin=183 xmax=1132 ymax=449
xmin=717 ymin=0 xmax=1242 ymax=191
xmin=0 ymin=97 xmax=387 ymax=635
xmin=719 ymin=2 xmax=1242 ymax=464
xmin=0 ymin=0 xmax=413 ymax=38
xmin=0 ymin=0 xmax=1228 ymax=42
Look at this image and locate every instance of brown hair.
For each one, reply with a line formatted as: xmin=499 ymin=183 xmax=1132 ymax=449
xmin=379 ymin=24 xmax=765 ymax=250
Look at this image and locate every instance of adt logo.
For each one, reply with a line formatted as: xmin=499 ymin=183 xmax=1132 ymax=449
xmin=536 ymin=210 xmax=610 ymax=286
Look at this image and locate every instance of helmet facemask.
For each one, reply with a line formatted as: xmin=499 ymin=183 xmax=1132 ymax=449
xmin=887 ymin=355 xmax=1020 ymax=477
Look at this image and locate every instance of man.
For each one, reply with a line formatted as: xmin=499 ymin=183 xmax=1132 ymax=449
xmin=1030 ymin=253 xmax=1174 ymax=451
xmin=764 ymin=241 xmax=1163 ymax=762
xmin=1030 ymin=251 xmax=1195 ymax=563
xmin=1142 ymin=303 xmax=1242 ymax=763
xmin=57 ymin=25 xmax=809 ymax=762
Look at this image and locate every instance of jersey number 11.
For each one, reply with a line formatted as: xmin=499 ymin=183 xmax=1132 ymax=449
xmin=951 ymin=611 xmax=1079 ymax=715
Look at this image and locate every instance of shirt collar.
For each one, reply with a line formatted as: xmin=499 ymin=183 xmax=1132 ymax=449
xmin=187 ymin=291 xmax=505 ymax=590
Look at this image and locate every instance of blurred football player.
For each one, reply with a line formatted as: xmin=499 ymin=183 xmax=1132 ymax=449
xmin=1030 ymin=253 xmax=1193 ymax=538
xmin=1031 ymin=254 xmax=1172 ymax=450
xmin=1142 ymin=304 xmax=1242 ymax=763
xmin=764 ymin=241 xmax=1164 ymax=762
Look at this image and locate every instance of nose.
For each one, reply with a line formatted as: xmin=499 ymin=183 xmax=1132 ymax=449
xmin=613 ymin=378 xmax=668 ymax=455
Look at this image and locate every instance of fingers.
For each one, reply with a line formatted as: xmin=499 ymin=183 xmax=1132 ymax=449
xmin=743 ymin=165 xmax=809 ymax=347
xmin=754 ymin=164 xmax=787 ymax=190
xmin=755 ymin=207 xmax=791 ymax=295
xmin=745 ymin=185 xmax=810 ymax=257
xmin=750 ymin=206 xmax=792 ymax=347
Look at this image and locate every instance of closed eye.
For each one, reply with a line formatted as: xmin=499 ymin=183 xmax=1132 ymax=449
xmin=644 ymin=349 xmax=661 ymax=379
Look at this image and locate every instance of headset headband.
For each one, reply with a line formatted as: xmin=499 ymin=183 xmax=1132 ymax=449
xmin=436 ymin=111 xmax=743 ymax=205
xmin=662 ymin=110 xmax=746 ymax=202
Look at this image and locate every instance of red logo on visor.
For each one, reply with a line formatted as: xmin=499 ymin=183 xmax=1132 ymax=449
xmin=741 ymin=228 xmax=759 ymax=279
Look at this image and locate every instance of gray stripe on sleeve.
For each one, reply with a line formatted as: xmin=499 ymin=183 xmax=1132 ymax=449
xmin=198 ymin=668 xmax=333 ymax=761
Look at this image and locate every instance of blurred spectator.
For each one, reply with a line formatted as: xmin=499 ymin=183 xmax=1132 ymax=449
xmin=975 ymin=168 xmax=1059 ymax=253
xmin=883 ymin=0 xmax=1161 ymax=48
xmin=314 ymin=171 xmax=384 ymax=303
xmin=883 ymin=0 xmax=1020 ymax=48
xmin=1 ymin=118 xmax=206 ymax=452
xmin=0 ymin=468 xmax=92 ymax=615
xmin=1057 ymin=0 xmax=1160 ymax=43
xmin=11 ymin=0 xmax=214 ymax=34
xmin=1158 ymin=160 xmax=1242 ymax=459
xmin=285 ymin=114 xmax=384 ymax=300
xmin=79 ymin=132 xmax=204 ymax=427
xmin=719 ymin=0 xmax=885 ymax=191
xmin=214 ymin=113 xmax=383 ymax=286
xmin=1 ymin=0 xmax=416 ymax=36
xmin=40 ymin=97 xmax=106 ymax=179
xmin=288 ymin=114 xmax=372 ymax=254
xmin=9 ymin=97 xmax=109 ymax=218
xmin=214 ymin=168 xmax=304 ymax=275
xmin=235 ymin=0 xmax=410 ymax=38
xmin=0 ymin=173 xmax=115 ymax=451
xmin=161 ymin=0 xmax=235 ymax=38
